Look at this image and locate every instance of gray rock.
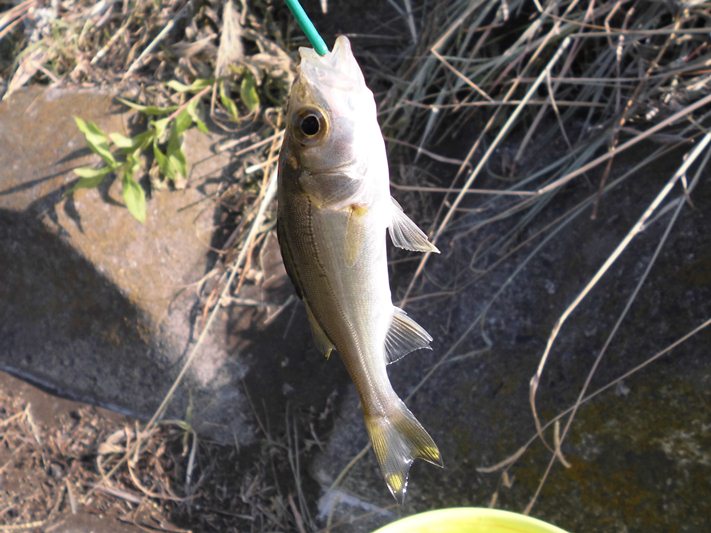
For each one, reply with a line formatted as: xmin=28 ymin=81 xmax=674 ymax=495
xmin=0 ymin=87 xmax=336 ymax=444
xmin=312 ymin=143 xmax=711 ymax=531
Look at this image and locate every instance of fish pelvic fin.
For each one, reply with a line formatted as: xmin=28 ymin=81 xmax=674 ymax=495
xmin=364 ymin=400 xmax=442 ymax=504
xmin=304 ymin=301 xmax=334 ymax=359
xmin=388 ymin=197 xmax=440 ymax=254
xmin=385 ymin=307 xmax=432 ymax=364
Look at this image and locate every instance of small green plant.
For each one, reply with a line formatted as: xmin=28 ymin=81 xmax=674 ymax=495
xmin=72 ymin=72 xmax=262 ymax=223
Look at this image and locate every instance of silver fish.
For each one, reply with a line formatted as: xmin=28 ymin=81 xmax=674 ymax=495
xmin=277 ymin=36 xmax=442 ymax=502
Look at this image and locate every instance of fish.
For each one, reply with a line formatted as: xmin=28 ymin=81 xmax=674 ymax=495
xmin=276 ymin=35 xmax=442 ymax=502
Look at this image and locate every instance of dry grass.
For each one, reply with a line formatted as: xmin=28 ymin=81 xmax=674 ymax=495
xmin=0 ymin=386 xmax=181 ymax=531
xmin=0 ymin=378 xmax=327 ymax=531
xmin=1 ymin=0 xmax=291 ymax=98
xmin=328 ymin=0 xmax=711 ymax=517
xmin=375 ymin=0 xmax=710 ymax=296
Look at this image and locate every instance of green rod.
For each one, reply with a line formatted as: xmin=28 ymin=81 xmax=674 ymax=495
xmin=285 ymin=0 xmax=329 ymax=56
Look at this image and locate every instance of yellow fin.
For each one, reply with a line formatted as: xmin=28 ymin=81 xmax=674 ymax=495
xmin=304 ymin=302 xmax=334 ymax=359
xmin=386 ymin=473 xmax=405 ymax=495
xmin=364 ymin=399 xmax=442 ymax=504
xmin=344 ymin=204 xmax=367 ymax=267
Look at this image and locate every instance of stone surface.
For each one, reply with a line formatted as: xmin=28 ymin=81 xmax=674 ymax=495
xmin=312 ymin=143 xmax=711 ymax=532
xmin=0 ymin=87 xmax=340 ymax=444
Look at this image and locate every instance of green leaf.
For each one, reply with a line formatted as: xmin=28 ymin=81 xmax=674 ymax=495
xmin=74 ymin=116 xmax=108 ymax=144
xmin=74 ymin=116 xmax=116 ymax=166
xmin=167 ymin=124 xmax=181 ymax=155
xmin=117 ymin=97 xmax=178 ymax=116
xmin=167 ymin=151 xmax=187 ymax=181
xmin=150 ymin=117 xmax=171 ymax=140
xmin=132 ymin=130 xmax=155 ymax=151
xmin=153 ymin=141 xmax=171 ymax=179
xmin=73 ymin=166 xmax=112 ymax=179
xmin=125 ymin=152 xmax=141 ymax=177
xmin=240 ymin=73 xmax=260 ymax=113
xmin=187 ymin=99 xmax=209 ymax=133
xmin=174 ymin=109 xmax=192 ymax=136
xmin=122 ymin=172 xmax=146 ymax=223
xmin=72 ymin=176 xmax=107 ymax=191
xmin=166 ymin=80 xmax=191 ymax=93
xmin=109 ymin=132 xmax=134 ymax=150
xmin=71 ymin=165 xmax=112 ymax=191
xmin=167 ymin=78 xmax=212 ymax=93
xmin=219 ymin=81 xmax=239 ymax=121
xmin=166 ymin=126 xmax=188 ymax=180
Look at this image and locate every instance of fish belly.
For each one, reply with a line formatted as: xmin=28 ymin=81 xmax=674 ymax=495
xmin=281 ymin=192 xmax=392 ymax=397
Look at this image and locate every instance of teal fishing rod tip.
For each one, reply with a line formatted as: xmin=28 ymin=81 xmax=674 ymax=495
xmin=285 ymin=0 xmax=329 ymax=56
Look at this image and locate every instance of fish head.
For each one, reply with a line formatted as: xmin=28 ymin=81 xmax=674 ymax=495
xmin=285 ymin=36 xmax=382 ymax=177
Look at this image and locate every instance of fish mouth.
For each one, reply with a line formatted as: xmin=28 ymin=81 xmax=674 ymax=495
xmin=298 ymin=35 xmax=365 ymax=89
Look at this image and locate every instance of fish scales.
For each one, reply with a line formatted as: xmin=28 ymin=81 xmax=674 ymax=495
xmin=277 ymin=36 xmax=442 ymax=502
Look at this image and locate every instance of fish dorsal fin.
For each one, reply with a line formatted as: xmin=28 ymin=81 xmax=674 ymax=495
xmin=388 ymin=198 xmax=440 ymax=253
xmin=385 ymin=307 xmax=433 ymax=364
xmin=305 ymin=301 xmax=334 ymax=359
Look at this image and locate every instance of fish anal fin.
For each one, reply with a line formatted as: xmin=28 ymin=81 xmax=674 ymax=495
xmin=304 ymin=302 xmax=334 ymax=359
xmin=345 ymin=203 xmax=368 ymax=266
xmin=365 ymin=400 xmax=442 ymax=504
xmin=384 ymin=307 xmax=432 ymax=364
xmin=388 ymin=197 xmax=439 ymax=253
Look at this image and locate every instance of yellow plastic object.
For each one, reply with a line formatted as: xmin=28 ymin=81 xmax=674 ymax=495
xmin=372 ymin=507 xmax=568 ymax=533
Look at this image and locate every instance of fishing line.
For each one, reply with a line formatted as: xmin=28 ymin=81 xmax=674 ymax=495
xmin=285 ymin=0 xmax=329 ymax=56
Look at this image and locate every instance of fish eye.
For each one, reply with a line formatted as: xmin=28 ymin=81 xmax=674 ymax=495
xmin=300 ymin=114 xmax=320 ymax=136
xmin=294 ymin=107 xmax=327 ymax=143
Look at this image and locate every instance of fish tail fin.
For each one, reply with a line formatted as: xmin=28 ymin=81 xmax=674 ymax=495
xmin=364 ymin=400 xmax=442 ymax=503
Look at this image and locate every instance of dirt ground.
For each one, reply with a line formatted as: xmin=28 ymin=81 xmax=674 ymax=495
xmin=0 ymin=370 xmax=326 ymax=532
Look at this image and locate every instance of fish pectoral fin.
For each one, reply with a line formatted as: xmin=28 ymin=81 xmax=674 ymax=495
xmin=388 ymin=197 xmax=440 ymax=253
xmin=304 ymin=301 xmax=334 ymax=359
xmin=365 ymin=399 xmax=442 ymax=504
xmin=384 ymin=307 xmax=432 ymax=364
xmin=345 ymin=203 xmax=368 ymax=266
